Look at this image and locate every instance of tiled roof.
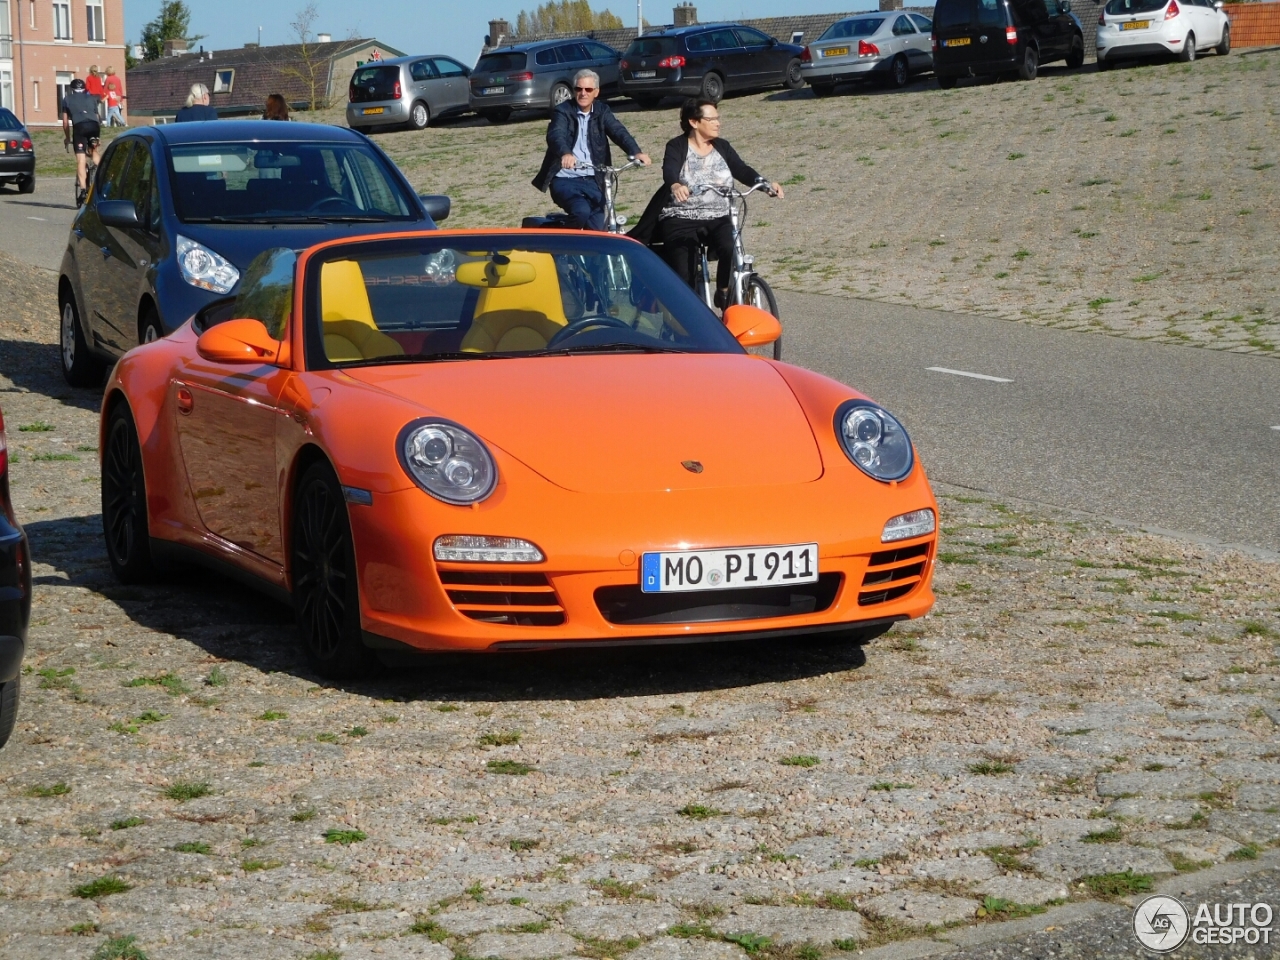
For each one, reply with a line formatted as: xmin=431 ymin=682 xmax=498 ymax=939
xmin=126 ymin=39 xmax=404 ymax=117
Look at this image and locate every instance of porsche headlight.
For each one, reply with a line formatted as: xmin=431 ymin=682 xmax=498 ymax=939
xmin=397 ymin=419 xmax=496 ymax=505
xmin=175 ymin=234 xmax=240 ymax=294
xmin=834 ymin=400 xmax=914 ymax=482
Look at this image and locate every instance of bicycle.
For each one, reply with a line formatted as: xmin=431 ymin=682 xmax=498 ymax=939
xmin=521 ymin=156 xmax=645 ymax=234
xmin=67 ymin=135 xmax=101 ymax=208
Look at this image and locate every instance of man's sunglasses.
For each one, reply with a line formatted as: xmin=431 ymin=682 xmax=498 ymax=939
xmin=574 ymin=86 xmax=597 ymax=93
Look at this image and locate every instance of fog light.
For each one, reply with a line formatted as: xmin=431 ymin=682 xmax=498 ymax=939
xmin=433 ymin=535 xmax=544 ymax=563
xmin=881 ymin=508 xmax=935 ymax=543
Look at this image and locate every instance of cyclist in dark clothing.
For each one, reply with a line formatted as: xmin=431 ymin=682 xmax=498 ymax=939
xmin=61 ymin=78 xmax=102 ymax=205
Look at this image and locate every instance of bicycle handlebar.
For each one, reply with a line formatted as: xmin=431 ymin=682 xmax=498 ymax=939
xmin=575 ymin=156 xmax=646 ymax=176
xmin=693 ymin=180 xmax=778 ymax=199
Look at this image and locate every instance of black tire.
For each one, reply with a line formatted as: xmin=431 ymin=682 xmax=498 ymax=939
xmin=745 ymin=276 xmax=782 ymax=361
xmin=632 ymin=95 xmax=662 ymax=108
xmin=888 ymin=55 xmax=910 ymax=89
xmin=18 ymin=175 xmax=35 ymax=195
xmin=60 ymin=291 xmax=104 ymax=387
xmin=1216 ymin=24 xmax=1230 ymax=56
xmin=1017 ymin=45 xmax=1039 ymax=81
xmin=408 ymin=100 xmax=431 ymax=130
xmin=550 ymin=82 xmax=572 ymax=110
xmin=102 ymin=403 xmax=155 ymax=584
xmin=139 ymin=307 xmax=163 ymax=346
xmin=1097 ymin=56 xmax=1113 ymax=72
xmin=938 ymin=74 xmax=958 ymax=90
xmin=481 ymin=108 xmax=512 ymax=124
xmin=0 ymin=676 xmax=19 ymax=750
xmin=784 ymin=58 xmax=805 ymax=90
xmin=1179 ymin=32 xmax=1196 ymax=62
xmin=810 ymin=82 xmax=835 ymax=98
xmin=1066 ymin=34 xmax=1085 ymax=69
xmin=699 ymin=72 xmax=724 ymax=103
xmin=292 ymin=461 xmax=377 ymax=680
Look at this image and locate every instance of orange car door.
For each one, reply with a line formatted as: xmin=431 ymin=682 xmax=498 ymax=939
xmin=173 ymin=361 xmax=291 ymax=565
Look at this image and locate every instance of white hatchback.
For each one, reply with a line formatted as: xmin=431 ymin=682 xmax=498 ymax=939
xmin=1096 ymin=0 xmax=1230 ymax=69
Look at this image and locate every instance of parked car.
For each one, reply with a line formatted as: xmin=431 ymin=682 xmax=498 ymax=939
xmin=932 ymin=0 xmax=1086 ymax=87
xmin=0 ymin=405 xmax=30 ymax=750
xmin=58 ymin=120 xmax=452 ymax=387
xmin=346 ymin=55 xmax=473 ymax=133
xmin=0 ymin=108 xmax=35 ymax=195
xmin=99 ymin=229 xmax=937 ymax=679
xmin=469 ymin=38 xmax=622 ymax=123
xmin=1096 ymin=0 xmax=1230 ymax=68
xmin=801 ymin=12 xmax=935 ymax=94
xmin=619 ymin=23 xmax=806 ymax=105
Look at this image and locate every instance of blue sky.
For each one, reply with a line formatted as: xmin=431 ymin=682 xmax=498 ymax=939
xmin=127 ymin=1 xmax=873 ymax=66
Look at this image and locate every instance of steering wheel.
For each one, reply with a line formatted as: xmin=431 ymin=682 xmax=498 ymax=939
xmin=307 ymin=196 xmax=357 ymax=213
xmin=545 ymin=316 xmax=632 ymax=348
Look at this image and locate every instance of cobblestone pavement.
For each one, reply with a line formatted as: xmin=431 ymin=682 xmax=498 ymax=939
xmin=305 ymin=50 xmax=1280 ymax=357
xmin=1 ymin=257 xmax=1277 ymax=958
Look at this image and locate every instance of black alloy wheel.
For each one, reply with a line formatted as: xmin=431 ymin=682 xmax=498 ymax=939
xmin=409 ymin=100 xmax=430 ymax=130
xmin=102 ymin=404 xmax=155 ymax=584
xmin=60 ymin=293 xmax=104 ymax=387
xmin=1018 ymin=45 xmax=1039 ymax=81
xmin=889 ymin=55 xmax=910 ymax=89
xmin=699 ymin=72 xmax=724 ymax=102
xmin=291 ymin=461 xmax=377 ymax=680
xmin=784 ymin=58 xmax=805 ymax=90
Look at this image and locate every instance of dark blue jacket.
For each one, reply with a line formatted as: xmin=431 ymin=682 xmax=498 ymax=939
xmin=175 ymin=104 xmax=219 ymax=123
xmin=532 ymin=100 xmax=643 ymax=193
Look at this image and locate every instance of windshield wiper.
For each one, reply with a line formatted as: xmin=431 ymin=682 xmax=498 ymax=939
xmin=183 ymin=215 xmax=391 ymax=224
xmin=535 ymin=343 xmax=690 ymax=356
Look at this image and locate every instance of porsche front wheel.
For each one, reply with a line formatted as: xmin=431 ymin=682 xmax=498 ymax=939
xmin=102 ymin=403 xmax=155 ymax=583
xmin=291 ymin=462 xmax=378 ymax=680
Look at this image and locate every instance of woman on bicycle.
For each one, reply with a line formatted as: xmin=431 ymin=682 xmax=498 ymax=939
xmin=630 ymin=99 xmax=783 ymax=307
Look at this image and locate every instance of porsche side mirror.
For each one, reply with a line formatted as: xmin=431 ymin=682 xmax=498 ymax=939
xmin=419 ymin=193 xmax=451 ymax=222
xmin=99 ymin=199 xmax=140 ymax=229
xmin=723 ymin=304 xmax=782 ymax=348
xmin=196 ymin=318 xmax=281 ymax=364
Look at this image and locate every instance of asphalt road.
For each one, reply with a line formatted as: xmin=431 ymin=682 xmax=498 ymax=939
xmin=779 ymin=290 xmax=1280 ymax=557
xmin=1 ymin=185 xmax=1276 ymax=556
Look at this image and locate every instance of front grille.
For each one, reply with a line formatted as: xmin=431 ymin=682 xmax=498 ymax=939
xmin=440 ymin=570 xmax=565 ymax=626
xmin=596 ymin=573 xmax=842 ymax=626
xmin=858 ymin=543 xmax=930 ymax=606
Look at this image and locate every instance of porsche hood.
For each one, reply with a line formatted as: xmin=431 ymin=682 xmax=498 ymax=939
xmin=344 ymin=354 xmax=824 ymax=493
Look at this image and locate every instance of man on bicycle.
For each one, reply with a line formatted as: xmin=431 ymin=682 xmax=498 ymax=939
xmin=532 ymin=69 xmax=650 ymax=232
xmin=62 ymin=78 xmax=102 ymax=206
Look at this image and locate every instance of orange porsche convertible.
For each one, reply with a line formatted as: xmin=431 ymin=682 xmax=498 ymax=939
xmin=101 ymin=231 xmax=937 ymax=678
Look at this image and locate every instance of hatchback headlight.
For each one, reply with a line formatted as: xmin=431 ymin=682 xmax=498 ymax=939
xmin=397 ymin=419 xmax=496 ymax=505
xmin=176 ymin=234 xmax=240 ymax=294
xmin=834 ymin=400 xmax=914 ymax=482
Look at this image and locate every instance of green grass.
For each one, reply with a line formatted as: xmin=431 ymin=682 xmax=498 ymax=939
xmin=435 ymin=704 xmax=460 ymax=712
xmin=978 ymin=896 xmax=1045 ymax=919
xmin=172 ymin=841 xmax=211 ymax=855
xmin=73 ymin=875 xmax=133 ymax=899
xmin=1012 ymin=249 xmax=1032 ymax=260
xmin=27 ymin=782 xmax=71 ymax=797
xmin=110 ymin=816 xmax=145 ymax=830
xmin=677 ymin=803 xmax=724 ymax=820
xmin=323 ymin=828 xmax=367 ymax=845
xmin=969 ymin=760 xmax=1016 ymax=775
xmin=204 ymin=665 xmax=228 ymax=686
xmin=486 ymin=759 xmax=534 ymax=775
xmin=31 ymin=452 xmax=79 ymax=461
xmin=478 ymin=730 xmax=521 ymax=746
xmin=509 ymin=838 xmax=540 ymax=852
xmin=37 ymin=666 xmax=77 ymax=689
xmin=256 ymin=710 xmax=287 ymax=721
xmin=723 ymin=932 xmax=772 ymax=953
xmin=869 ymin=782 xmax=914 ymax=791
xmin=346 ymin=725 xmax=369 ymax=737
xmin=241 ymin=857 xmax=283 ymax=871
xmin=410 ymin=917 xmax=449 ymax=940
xmin=779 ymin=755 xmax=819 ymax=767
xmin=1081 ymin=825 xmax=1122 ymax=844
xmin=91 ymin=935 xmax=149 ymax=960
xmin=1080 ymin=869 xmax=1152 ymax=898
xmin=316 ymin=732 xmax=340 ymax=743
xmin=291 ymin=808 xmax=318 ymax=822
xmin=18 ymin=421 xmax=55 ymax=432
xmin=162 ymin=781 xmax=211 ymax=802
xmin=110 ymin=710 xmax=168 ymax=734
xmin=1226 ymin=843 xmax=1260 ymax=861
xmin=124 ymin=672 xmax=190 ymax=696
xmin=1007 ymin=152 xmax=1025 ymax=160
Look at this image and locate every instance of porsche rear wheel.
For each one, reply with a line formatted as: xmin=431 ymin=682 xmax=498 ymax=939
xmin=292 ymin=461 xmax=378 ymax=680
xmin=102 ymin=403 xmax=155 ymax=583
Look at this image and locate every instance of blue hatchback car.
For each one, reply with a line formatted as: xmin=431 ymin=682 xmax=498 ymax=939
xmin=58 ymin=120 xmax=450 ymax=386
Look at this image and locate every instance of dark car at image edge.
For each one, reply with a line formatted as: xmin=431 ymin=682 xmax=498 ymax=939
xmin=932 ymin=0 xmax=1086 ymax=86
xmin=0 ymin=108 xmax=36 ymax=194
xmin=0 ymin=406 xmax=31 ymax=750
xmin=58 ymin=120 xmax=451 ymax=387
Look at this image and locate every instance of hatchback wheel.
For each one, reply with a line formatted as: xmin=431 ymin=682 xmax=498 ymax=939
xmin=1017 ymin=46 xmax=1039 ymax=81
xmin=60 ymin=294 xmax=104 ymax=387
xmin=140 ymin=308 xmax=163 ymax=346
xmin=938 ymin=75 xmax=957 ymax=90
xmin=102 ymin=403 xmax=155 ymax=584
xmin=18 ymin=175 xmax=35 ymax=195
xmin=888 ymin=55 xmax=909 ymax=89
xmin=784 ymin=58 xmax=805 ymax=90
xmin=699 ymin=72 xmax=724 ymax=102
xmin=810 ymin=82 xmax=835 ymax=97
xmin=1066 ymin=34 xmax=1085 ymax=69
xmin=1179 ymin=32 xmax=1196 ymax=62
xmin=409 ymin=100 xmax=430 ymax=130
xmin=1216 ymin=24 xmax=1230 ymax=56
xmin=550 ymin=82 xmax=572 ymax=109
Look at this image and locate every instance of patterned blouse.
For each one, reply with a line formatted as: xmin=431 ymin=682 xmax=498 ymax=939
xmin=660 ymin=144 xmax=733 ymax=221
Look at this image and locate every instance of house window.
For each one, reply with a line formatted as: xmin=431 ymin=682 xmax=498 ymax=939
xmin=86 ymin=0 xmax=104 ymax=42
xmin=0 ymin=1 xmax=11 ymax=59
xmin=53 ymin=0 xmax=70 ymax=39
xmin=212 ymin=68 xmax=234 ymax=93
xmin=0 ymin=70 xmax=12 ymax=112
xmin=31 ymin=78 xmax=38 ymax=111
xmin=56 ymin=71 xmax=72 ymax=107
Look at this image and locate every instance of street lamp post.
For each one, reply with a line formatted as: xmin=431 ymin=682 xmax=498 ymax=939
xmin=637 ymin=0 xmax=643 ymax=37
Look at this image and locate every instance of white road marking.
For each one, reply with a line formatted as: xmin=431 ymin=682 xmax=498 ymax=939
xmin=1272 ymin=425 xmax=1280 ymax=431
xmin=927 ymin=366 xmax=1013 ymax=383
xmin=26 ymin=216 xmax=46 ymax=221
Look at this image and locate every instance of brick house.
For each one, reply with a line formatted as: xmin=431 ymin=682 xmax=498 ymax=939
xmin=1 ymin=0 xmax=129 ymax=127
xmin=124 ymin=37 xmax=405 ymax=124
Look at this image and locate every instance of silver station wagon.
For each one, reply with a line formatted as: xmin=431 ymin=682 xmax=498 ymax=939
xmin=469 ymin=38 xmax=622 ymax=123
xmin=347 ymin=55 xmax=473 ymax=133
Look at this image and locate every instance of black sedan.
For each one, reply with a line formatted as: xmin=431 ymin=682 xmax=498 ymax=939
xmin=58 ymin=120 xmax=452 ymax=387
xmin=0 ymin=406 xmax=31 ymax=750
xmin=0 ymin=108 xmax=35 ymax=194
xmin=620 ymin=22 xmax=806 ymax=105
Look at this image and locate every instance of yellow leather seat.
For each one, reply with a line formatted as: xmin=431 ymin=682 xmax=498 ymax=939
xmin=320 ymin=260 xmax=403 ymax=361
xmin=461 ymin=251 xmax=568 ymax=353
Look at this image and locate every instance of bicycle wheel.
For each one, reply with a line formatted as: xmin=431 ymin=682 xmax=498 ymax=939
xmin=744 ymin=275 xmax=782 ymax=361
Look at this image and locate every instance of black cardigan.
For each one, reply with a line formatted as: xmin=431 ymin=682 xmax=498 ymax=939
xmin=628 ymin=135 xmax=765 ymax=245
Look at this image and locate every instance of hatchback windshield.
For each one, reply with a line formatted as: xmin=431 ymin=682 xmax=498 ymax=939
xmin=934 ymin=0 xmax=976 ymax=29
xmin=625 ymin=37 xmax=679 ymax=56
xmin=169 ymin=142 xmax=415 ymax=223
xmin=350 ymin=65 xmax=399 ymax=101
xmin=1104 ymin=0 xmax=1168 ymax=12
xmin=474 ymin=52 xmax=528 ymax=73
xmin=307 ymin=235 xmax=742 ymax=367
xmin=819 ymin=18 xmax=885 ymax=39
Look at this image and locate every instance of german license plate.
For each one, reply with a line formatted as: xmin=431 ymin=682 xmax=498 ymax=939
xmin=1121 ymin=19 xmax=1150 ymax=29
xmin=641 ymin=543 xmax=818 ymax=594
xmin=634 ymin=70 xmax=656 ymax=78
xmin=482 ymin=86 xmax=505 ymax=95
xmin=824 ymin=46 xmax=850 ymax=57
xmin=945 ymin=37 xmax=971 ymax=46
xmin=362 ymin=107 xmax=384 ymax=115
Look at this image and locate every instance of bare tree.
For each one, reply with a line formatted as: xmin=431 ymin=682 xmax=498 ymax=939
xmin=277 ymin=2 xmax=328 ymax=112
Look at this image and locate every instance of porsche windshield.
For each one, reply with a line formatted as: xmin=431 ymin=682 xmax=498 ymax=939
xmin=307 ymin=235 xmax=743 ymax=366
